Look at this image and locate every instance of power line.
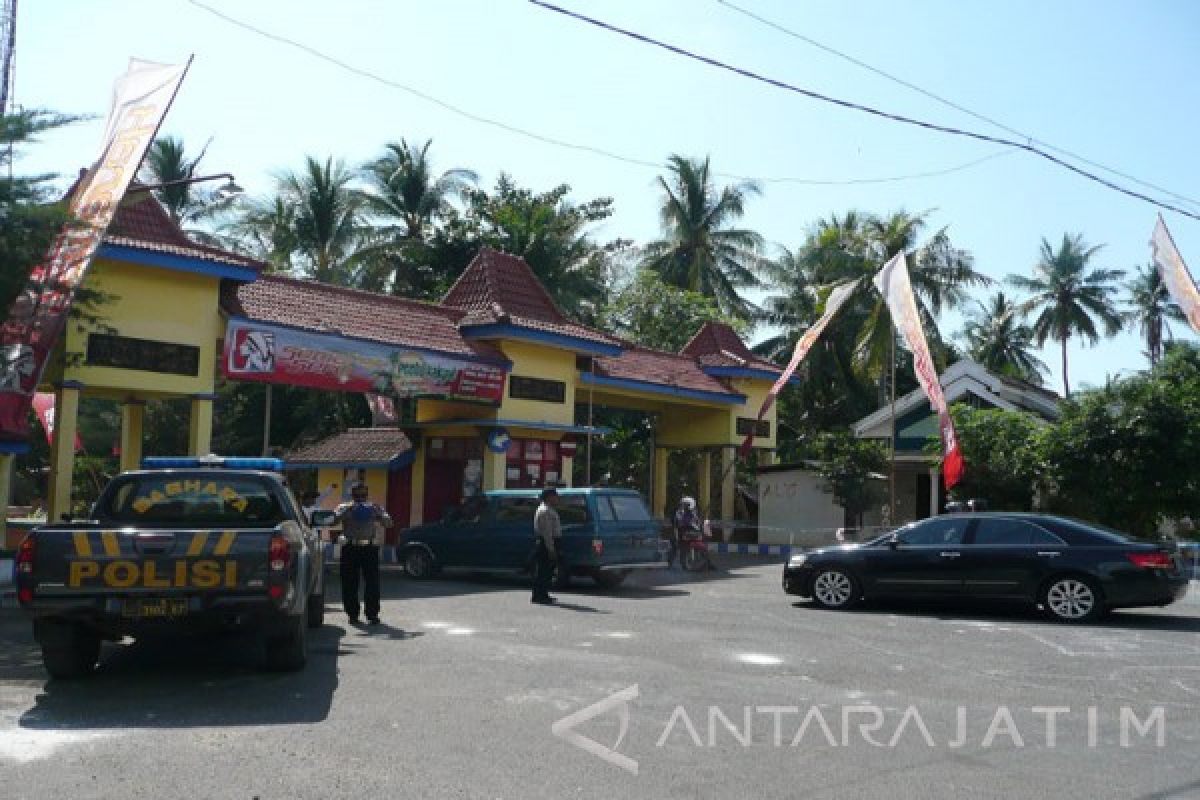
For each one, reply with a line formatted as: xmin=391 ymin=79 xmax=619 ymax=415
xmin=182 ymin=0 xmax=1008 ymax=189
xmin=529 ymin=0 xmax=1200 ymax=224
xmin=715 ymin=0 xmax=1200 ymax=211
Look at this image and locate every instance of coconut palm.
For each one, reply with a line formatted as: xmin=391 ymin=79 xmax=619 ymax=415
xmin=138 ymin=137 xmax=234 ymax=242
xmin=361 ymin=139 xmax=476 ymax=244
xmin=1008 ymin=233 xmax=1125 ymax=397
xmin=280 ymin=156 xmax=369 ymax=286
xmin=224 ymin=194 xmax=299 ymax=273
xmin=962 ymin=292 xmax=1047 ymax=384
xmin=641 ymin=155 xmax=764 ymax=319
xmin=1125 ymin=264 xmax=1186 ymax=367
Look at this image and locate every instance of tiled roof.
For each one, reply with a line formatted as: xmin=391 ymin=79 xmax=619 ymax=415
xmin=287 ymin=427 xmax=413 ymax=465
xmin=224 ymin=275 xmax=507 ymax=363
xmin=443 ymin=248 xmax=618 ymax=347
xmin=593 ymin=346 xmax=741 ymax=398
xmin=681 ymin=321 xmax=782 ymax=373
xmin=101 ymin=186 xmax=265 ymax=270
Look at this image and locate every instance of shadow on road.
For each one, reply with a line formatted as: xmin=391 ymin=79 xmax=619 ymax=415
xmin=7 ymin=620 xmax=369 ymax=730
xmin=790 ymin=598 xmax=1200 ymax=632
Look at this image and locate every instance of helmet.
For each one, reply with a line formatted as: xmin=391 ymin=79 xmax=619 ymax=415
xmin=681 ymin=496 xmax=696 ymax=510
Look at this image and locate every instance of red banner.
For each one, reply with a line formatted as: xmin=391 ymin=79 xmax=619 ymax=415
xmin=0 ymin=59 xmax=189 ymax=442
xmin=31 ymin=392 xmax=82 ymax=451
xmin=873 ymin=253 xmax=964 ymax=488
xmin=740 ymin=281 xmax=857 ymax=459
xmin=223 ymin=318 xmax=507 ymax=404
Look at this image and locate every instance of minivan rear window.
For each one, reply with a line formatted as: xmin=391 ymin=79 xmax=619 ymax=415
xmin=558 ymin=495 xmax=590 ymax=525
xmin=609 ymin=495 xmax=651 ymax=522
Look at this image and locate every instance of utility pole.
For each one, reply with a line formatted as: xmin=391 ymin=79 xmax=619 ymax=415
xmin=0 ymin=0 xmax=16 ymax=115
xmin=888 ymin=330 xmax=897 ymax=524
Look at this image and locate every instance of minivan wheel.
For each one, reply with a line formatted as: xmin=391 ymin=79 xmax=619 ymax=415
xmin=810 ymin=568 xmax=860 ymax=610
xmin=404 ymin=548 xmax=435 ymax=579
xmin=593 ymin=569 xmax=629 ymax=589
xmin=1042 ymin=575 xmax=1104 ymax=623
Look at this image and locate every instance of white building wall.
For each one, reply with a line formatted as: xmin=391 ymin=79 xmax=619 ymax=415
xmin=757 ymin=469 xmax=846 ymax=546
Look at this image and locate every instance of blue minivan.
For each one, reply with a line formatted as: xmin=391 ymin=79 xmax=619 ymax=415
xmin=399 ymin=488 xmax=668 ymax=588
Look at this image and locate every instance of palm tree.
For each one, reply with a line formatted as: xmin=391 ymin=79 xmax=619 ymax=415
xmin=139 ymin=137 xmax=231 ymax=239
xmin=1125 ymin=264 xmax=1186 ymax=367
xmin=361 ymin=139 xmax=476 ymax=244
xmin=280 ymin=156 xmax=369 ymax=286
xmin=641 ymin=155 xmax=764 ymax=319
xmin=961 ymin=292 xmax=1047 ymax=384
xmin=224 ymin=195 xmax=299 ymax=273
xmin=1008 ymin=233 xmax=1125 ymax=397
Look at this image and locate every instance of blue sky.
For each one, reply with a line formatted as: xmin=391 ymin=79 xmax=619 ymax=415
xmin=16 ymin=0 xmax=1200 ymax=395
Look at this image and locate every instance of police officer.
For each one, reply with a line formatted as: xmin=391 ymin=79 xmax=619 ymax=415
xmin=334 ymin=482 xmax=393 ymax=625
xmin=531 ymin=487 xmax=561 ymax=605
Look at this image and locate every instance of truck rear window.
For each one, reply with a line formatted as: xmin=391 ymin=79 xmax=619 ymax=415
xmin=98 ymin=474 xmax=286 ymax=528
xmin=608 ymin=495 xmax=651 ymax=522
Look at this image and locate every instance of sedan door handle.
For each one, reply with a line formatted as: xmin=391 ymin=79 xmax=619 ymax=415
xmin=939 ymin=551 xmax=962 ymax=558
xmin=1036 ymin=551 xmax=1062 ymax=557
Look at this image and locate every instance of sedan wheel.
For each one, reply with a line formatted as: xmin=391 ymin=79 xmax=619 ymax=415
xmin=405 ymin=548 xmax=435 ymax=580
xmin=811 ymin=568 xmax=858 ymax=610
xmin=1043 ymin=576 xmax=1102 ymax=623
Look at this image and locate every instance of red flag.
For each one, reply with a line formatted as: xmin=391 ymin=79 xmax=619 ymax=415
xmin=739 ymin=281 xmax=857 ymax=459
xmin=31 ymin=392 xmax=82 ymax=452
xmin=873 ymin=253 xmax=964 ymax=489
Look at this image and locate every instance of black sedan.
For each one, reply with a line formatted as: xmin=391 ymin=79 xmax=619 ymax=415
xmin=782 ymin=513 xmax=1190 ymax=622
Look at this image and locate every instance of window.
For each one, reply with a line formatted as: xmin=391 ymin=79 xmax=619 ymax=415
xmin=898 ymin=517 xmax=968 ymax=546
xmin=505 ymin=437 xmax=565 ymax=489
xmin=609 ymin=494 xmax=651 ymax=522
xmin=974 ymin=518 xmax=1067 ymax=546
xmin=100 ymin=474 xmax=284 ymax=528
xmin=557 ymin=495 xmax=591 ymax=525
xmin=495 ymin=497 xmax=539 ymax=523
xmin=595 ymin=496 xmax=616 ymax=522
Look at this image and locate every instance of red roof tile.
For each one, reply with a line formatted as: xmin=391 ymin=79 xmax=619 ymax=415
xmin=442 ymin=248 xmax=618 ymax=347
xmin=680 ymin=321 xmax=782 ymax=373
xmin=224 ymin=275 xmax=507 ymax=363
xmin=287 ymin=427 xmax=413 ymax=465
xmin=593 ymin=346 xmax=741 ymax=398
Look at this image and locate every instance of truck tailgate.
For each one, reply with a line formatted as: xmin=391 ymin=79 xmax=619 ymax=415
xmin=32 ymin=527 xmax=275 ymax=596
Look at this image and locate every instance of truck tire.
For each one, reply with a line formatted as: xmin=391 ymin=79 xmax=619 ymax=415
xmin=593 ymin=569 xmax=629 ymax=589
xmin=41 ymin=625 xmax=101 ymax=680
xmin=306 ymin=592 xmax=325 ymax=629
xmin=264 ymin=615 xmax=308 ymax=672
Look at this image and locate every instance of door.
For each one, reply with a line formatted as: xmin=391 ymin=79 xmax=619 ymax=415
xmin=423 ymin=458 xmax=464 ymax=524
xmin=862 ymin=516 xmax=972 ymax=596
xmin=961 ymin=518 xmax=1067 ymax=599
xmin=385 ymin=466 xmax=412 ymax=544
xmin=488 ymin=496 xmax=540 ymax=569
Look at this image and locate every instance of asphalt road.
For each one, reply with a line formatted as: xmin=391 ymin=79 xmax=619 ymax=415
xmin=2 ymin=558 xmax=1199 ymax=800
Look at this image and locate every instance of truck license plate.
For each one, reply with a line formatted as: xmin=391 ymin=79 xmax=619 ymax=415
xmin=123 ymin=598 xmax=188 ymax=619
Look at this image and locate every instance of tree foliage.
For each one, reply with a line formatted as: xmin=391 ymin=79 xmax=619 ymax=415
xmin=808 ymin=432 xmax=887 ymax=527
xmin=943 ymin=405 xmax=1044 ymax=511
xmin=604 ymin=270 xmax=745 ymax=352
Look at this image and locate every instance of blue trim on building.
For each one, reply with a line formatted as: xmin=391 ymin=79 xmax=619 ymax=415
xmin=97 ymin=243 xmax=259 ymax=282
xmin=460 ymin=323 xmax=622 ymax=356
xmin=226 ymin=315 xmax=512 ymax=370
xmin=579 ymin=372 xmax=745 ymax=405
xmin=0 ymin=440 xmax=30 ymax=454
xmin=287 ymin=450 xmax=416 ymax=472
xmin=408 ymin=418 xmax=612 ymax=435
xmin=701 ymin=366 xmax=796 ymax=384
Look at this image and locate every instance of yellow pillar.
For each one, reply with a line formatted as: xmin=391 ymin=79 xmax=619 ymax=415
xmin=119 ymin=400 xmax=144 ymax=472
xmin=188 ymin=396 xmax=214 ymax=456
xmin=652 ymin=446 xmax=669 ymax=519
xmin=721 ymin=445 xmax=737 ymax=523
xmin=409 ymin=442 xmax=425 ymax=526
xmin=482 ymin=445 xmax=507 ymax=490
xmin=762 ymin=449 xmax=779 ymax=466
xmin=560 ymin=454 xmax=574 ymax=487
xmin=696 ymin=450 xmax=712 ymax=518
xmin=48 ymin=384 xmax=81 ymax=522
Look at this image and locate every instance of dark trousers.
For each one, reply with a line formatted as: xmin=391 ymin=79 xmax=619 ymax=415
xmin=340 ymin=544 xmax=380 ymax=619
xmin=531 ymin=539 xmax=554 ymax=601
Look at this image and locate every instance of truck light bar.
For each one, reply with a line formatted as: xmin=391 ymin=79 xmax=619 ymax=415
xmin=140 ymin=455 xmax=285 ymax=471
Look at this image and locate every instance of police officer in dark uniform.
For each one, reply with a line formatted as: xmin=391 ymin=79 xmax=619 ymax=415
xmin=334 ymin=483 xmax=393 ymax=624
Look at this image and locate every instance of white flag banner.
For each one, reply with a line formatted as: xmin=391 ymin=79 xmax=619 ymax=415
xmin=1149 ymin=215 xmax=1200 ymax=335
xmin=872 ymin=252 xmax=964 ymax=488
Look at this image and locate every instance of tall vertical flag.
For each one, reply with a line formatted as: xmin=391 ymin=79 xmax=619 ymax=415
xmin=1149 ymin=215 xmax=1200 ymax=335
xmin=0 ymin=58 xmax=190 ymax=441
xmin=739 ymin=280 xmax=858 ymax=459
xmin=365 ymin=392 xmax=398 ymax=425
xmin=873 ymin=253 xmax=964 ymax=488
xmin=31 ymin=392 xmax=82 ymax=451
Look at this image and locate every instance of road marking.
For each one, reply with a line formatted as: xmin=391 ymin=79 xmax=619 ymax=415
xmin=422 ymin=621 xmax=450 ymax=629
xmin=737 ymin=653 xmax=783 ymax=666
xmin=446 ymin=628 xmax=475 ymax=636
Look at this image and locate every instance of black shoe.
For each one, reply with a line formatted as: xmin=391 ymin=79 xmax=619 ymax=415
xmin=348 ymin=615 xmax=361 ymax=624
xmin=532 ymin=596 xmax=556 ymax=605
xmin=367 ymin=617 xmax=381 ymax=625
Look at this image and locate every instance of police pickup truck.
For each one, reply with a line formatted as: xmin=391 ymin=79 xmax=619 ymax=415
xmin=14 ymin=456 xmax=332 ymax=678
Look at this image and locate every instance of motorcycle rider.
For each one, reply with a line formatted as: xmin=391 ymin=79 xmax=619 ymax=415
xmin=671 ymin=496 xmax=701 ymax=568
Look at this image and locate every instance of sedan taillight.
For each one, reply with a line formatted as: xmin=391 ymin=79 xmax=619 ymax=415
xmin=1126 ymin=552 xmax=1173 ymax=569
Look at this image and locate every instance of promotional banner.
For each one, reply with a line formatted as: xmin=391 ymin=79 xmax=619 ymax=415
xmin=0 ymin=58 xmax=190 ymax=441
xmin=873 ymin=252 xmax=964 ymax=488
xmin=1149 ymin=215 xmax=1200 ymax=335
xmin=365 ymin=393 xmax=398 ymax=425
xmin=223 ymin=318 xmax=507 ymax=404
xmin=739 ymin=281 xmax=857 ymax=459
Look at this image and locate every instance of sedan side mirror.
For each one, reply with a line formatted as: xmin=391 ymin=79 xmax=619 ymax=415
xmin=887 ymin=537 xmax=900 ymax=550
xmin=311 ymin=510 xmax=336 ymax=527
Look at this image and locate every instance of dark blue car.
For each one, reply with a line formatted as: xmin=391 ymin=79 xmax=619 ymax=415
xmin=399 ymin=488 xmax=668 ymax=588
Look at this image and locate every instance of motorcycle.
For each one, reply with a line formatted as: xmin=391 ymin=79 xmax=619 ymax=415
xmin=678 ymin=526 xmax=712 ymax=572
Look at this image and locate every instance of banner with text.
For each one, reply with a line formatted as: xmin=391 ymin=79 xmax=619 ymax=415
xmin=739 ymin=280 xmax=857 ymax=459
xmin=873 ymin=252 xmax=964 ymax=489
xmin=1150 ymin=215 xmax=1200 ymax=335
xmin=223 ymin=319 xmax=507 ymax=404
xmin=0 ymin=58 xmax=189 ymax=441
